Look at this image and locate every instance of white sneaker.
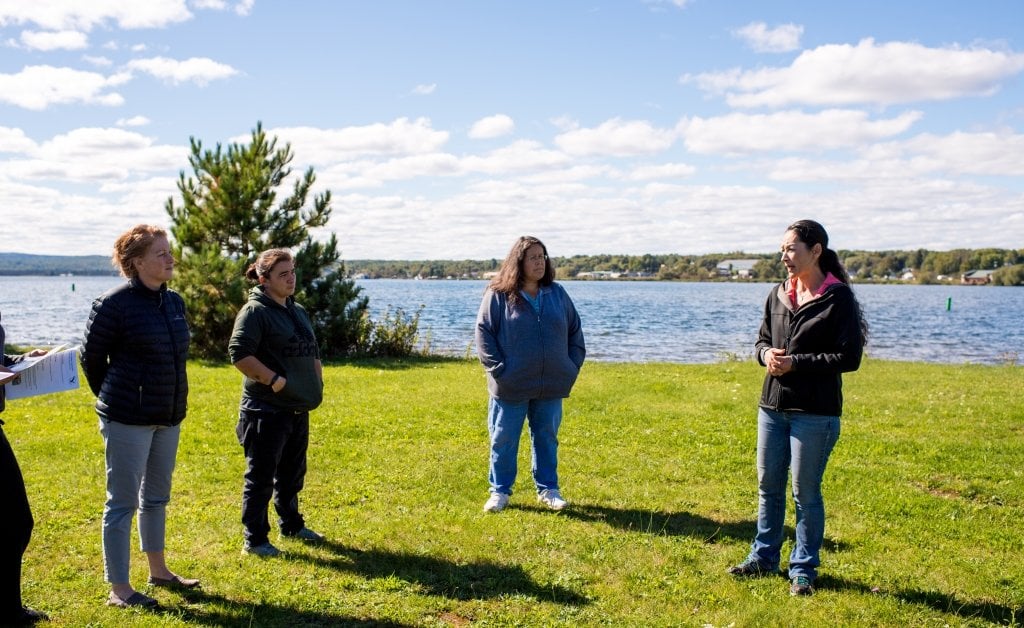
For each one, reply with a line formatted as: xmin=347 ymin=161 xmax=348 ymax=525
xmin=537 ymin=488 xmax=568 ymax=510
xmin=483 ymin=492 xmax=510 ymax=513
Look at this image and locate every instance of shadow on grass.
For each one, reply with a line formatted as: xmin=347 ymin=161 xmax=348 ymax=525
xmin=328 ymin=355 xmax=470 ymax=370
xmin=155 ymin=587 xmax=413 ymax=627
xmin=557 ymin=502 xmax=756 ymax=543
xmin=291 ymin=540 xmax=589 ymax=605
xmin=554 ymin=503 xmax=852 ymax=551
xmin=818 ymin=574 xmax=1023 ymax=624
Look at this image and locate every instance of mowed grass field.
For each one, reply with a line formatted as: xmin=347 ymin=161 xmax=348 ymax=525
xmin=5 ymin=357 xmax=1023 ymax=626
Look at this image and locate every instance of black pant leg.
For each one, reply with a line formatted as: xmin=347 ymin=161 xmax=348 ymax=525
xmin=274 ymin=412 xmax=309 ymax=535
xmin=238 ymin=411 xmax=289 ymax=546
xmin=0 ymin=426 xmax=33 ymax=617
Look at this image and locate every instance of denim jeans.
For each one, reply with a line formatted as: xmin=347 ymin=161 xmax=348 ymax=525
xmin=747 ymin=407 xmax=840 ymax=581
xmin=487 ymin=397 xmax=562 ymax=496
xmin=236 ymin=408 xmax=309 ymax=545
xmin=99 ymin=419 xmax=180 ymax=584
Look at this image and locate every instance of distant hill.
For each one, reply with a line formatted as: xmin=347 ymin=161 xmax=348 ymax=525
xmin=0 ymin=252 xmax=117 ymax=276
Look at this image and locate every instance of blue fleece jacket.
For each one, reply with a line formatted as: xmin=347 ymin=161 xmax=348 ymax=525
xmin=475 ymin=282 xmax=585 ymax=401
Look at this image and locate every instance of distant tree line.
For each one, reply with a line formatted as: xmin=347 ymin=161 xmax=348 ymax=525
xmin=0 ymin=253 xmax=117 ymax=276
xmin=349 ymin=247 xmax=1024 ymax=285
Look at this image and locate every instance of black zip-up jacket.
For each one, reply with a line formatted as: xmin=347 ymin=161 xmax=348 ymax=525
xmin=81 ymin=279 xmax=190 ymax=426
xmin=755 ymin=281 xmax=863 ymax=416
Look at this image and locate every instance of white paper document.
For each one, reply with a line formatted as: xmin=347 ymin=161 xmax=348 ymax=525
xmin=3 ymin=344 xmax=81 ymax=400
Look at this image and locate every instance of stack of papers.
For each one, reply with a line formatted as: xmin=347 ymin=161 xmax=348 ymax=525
xmin=1 ymin=344 xmax=81 ymax=400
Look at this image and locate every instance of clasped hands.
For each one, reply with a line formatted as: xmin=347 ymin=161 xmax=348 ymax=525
xmin=763 ymin=347 xmax=794 ymax=377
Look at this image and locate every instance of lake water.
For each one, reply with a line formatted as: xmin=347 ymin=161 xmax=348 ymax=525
xmin=1 ymin=276 xmax=1021 ymax=365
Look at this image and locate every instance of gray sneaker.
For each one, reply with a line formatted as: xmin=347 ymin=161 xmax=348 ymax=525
xmin=284 ymin=527 xmax=325 ymax=542
xmin=243 ymin=541 xmax=282 ymax=557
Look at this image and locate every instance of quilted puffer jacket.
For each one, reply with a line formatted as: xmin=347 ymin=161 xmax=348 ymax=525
xmin=81 ymin=279 xmax=190 ymax=426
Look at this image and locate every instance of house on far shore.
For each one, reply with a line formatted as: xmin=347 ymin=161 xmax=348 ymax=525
xmin=717 ymin=259 xmax=759 ymax=278
xmin=961 ymin=269 xmax=995 ymax=285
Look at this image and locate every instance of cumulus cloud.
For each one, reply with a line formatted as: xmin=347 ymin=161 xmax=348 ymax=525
xmin=190 ymin=0 xmax=254 ymax=16
xmin=0 ymin=126 xmax=38 ymax=154
xmin=83 ymin=54 xmax=113 ymax=66
xmin=733 ymin=22 xmax=803 ymax=53
xmin=555 ymin=118 xmax=676 ymax=156
xmin=462 ymin=140 xmax=570 ymax=174
xmin=116 ymin=115 xmax=151 ymax=127
xmin=683 ymin=38 xmax=1024 ymax=108
xmin=678 ymin=109 xmax=922 ymax=154
xmin=469 ymin=114 xmax=515 ymax=139
xmin=626 ymin=163 xmax=697 ymax=181
xmin=269 ymin=118 xmax=450 ymax=163
xmin=0 ymin=1 xmax=193 ymax=31
xmin=19 ymin=29 xmax=88 ymax=51
xmin=412 ymin=83 xmax=437 ymax=95
xmin=125 ymin=56 xmax=237 ymax=85
xmin=0 ymin=65 xmax=126 ymax=109
xmin=7 ymin=127 xmax=186 ymax=182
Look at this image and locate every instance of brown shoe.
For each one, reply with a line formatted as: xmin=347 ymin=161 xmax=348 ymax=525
xmin=106 ymin=591 xmax=159 ymax=608
xmin=147 ymin=574 xmax=201 ymax=590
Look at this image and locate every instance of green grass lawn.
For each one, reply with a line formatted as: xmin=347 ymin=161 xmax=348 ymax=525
xmin=6 ymin=358 xmax=1023 ymax=626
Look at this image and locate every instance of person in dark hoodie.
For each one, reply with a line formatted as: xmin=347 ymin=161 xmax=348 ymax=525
xmin=728 ymin=219 xmax=867 ymax=597
xmin=475 ymin=236 xmax=586 ymax=513
xmin=81 ymin=224 xmax=198 ymax=610
xmin=0 ymin=318 xmax=49 ymax=625
xmin=228 ymin=249 xmax=324 ymax=557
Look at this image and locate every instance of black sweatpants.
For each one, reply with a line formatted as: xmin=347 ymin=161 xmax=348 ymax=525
xmin=236 ymin=409 xmax=309 ymax=546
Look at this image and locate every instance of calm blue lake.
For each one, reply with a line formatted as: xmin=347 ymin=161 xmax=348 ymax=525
xmin=1 ymin=276 xmax=1020 ymax=364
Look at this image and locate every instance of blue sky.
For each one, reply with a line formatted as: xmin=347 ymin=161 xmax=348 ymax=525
xmin=1 ymin=0 xmax=1022 ymax=259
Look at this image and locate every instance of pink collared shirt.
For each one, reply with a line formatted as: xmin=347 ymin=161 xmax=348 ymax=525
xmin=787 ymin=272 xmax=843 ymax=308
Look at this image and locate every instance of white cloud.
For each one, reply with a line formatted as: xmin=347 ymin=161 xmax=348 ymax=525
xmin=469 ymin=114 xmax=515 ymax=139
xmin=4 ymin=127 xmax=186 ymax=183
xmin=0 ymin=126 xmax=38 ymax=154
xmin=462 ymin=140 xmax=570 ymax=174
xmin=733 ymin=22 xmax=803 ymax=53
xmin=125 ymin=56 xmax=238 ymax=85
xmin=555 ymin=118 xmax=676 ymax=156
xmin=0 ymin=1 xmax=193 ymax=31
xmin=19 ymin=29 xmax=88 ymax=51
xmin=626 ymin=163 xmax=697 ymax=181
xmin=678 ymin=109 xmax=922 ymax=154
xmin=683 ymin=38 xmax=1024 ymax=108
xmin=412 ymin=83 xmax=437 ymax=95
xmin=0 ymin=65 xmax=125 ymax=109
xmin=83 ymin=54 xmax=113 ymax=66
xmin=190 ymin=0 xmax=254 ymax=16
xmin=269 ymin=118 xmax=451 ymax=163
xmin=116 ymin=115 xmax=151 ymax=127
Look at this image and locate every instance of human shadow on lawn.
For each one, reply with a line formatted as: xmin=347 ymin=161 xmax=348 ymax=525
xmin=154 ymin=587 xmax=413 ymax=627
xmin=554 ymin=503 xmax=851 ymax=551
xmin=817 ymin=574 xmax=1022 ymax=624
xmin=293 ymin=540 xmax=589 ymax=605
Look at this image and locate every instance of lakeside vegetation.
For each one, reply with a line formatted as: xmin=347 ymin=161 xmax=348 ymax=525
xmin=5 ymin=248 xmax=1022 ymax=285
xmin=6 ymin=358 xmax=1022 ymax=626
xmin=349 ymin=248 xmax=1024 ymax=285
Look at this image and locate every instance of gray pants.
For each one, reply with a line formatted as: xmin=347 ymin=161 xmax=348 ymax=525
xmin=98 ymin=418 xmax=180 ymax=584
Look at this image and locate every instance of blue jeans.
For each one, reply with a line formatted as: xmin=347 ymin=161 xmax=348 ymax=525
xmin=746 ymin=408 xmax=840 ymax=581
xmin=487 ymin=397 xmax=562 ymax=496
xmin=99 ymin=419 xmax=180 ymax=584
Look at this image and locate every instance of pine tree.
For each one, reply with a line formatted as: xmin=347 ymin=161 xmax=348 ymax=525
xmin=165 ymin=122 xmax=369 ymax=359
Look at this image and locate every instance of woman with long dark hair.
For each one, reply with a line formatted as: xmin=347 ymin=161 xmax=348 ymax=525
xmin=475 ymin=236 xmax=586 ymax=513
xmin=728 ymin=219 xmax=867 ymax=596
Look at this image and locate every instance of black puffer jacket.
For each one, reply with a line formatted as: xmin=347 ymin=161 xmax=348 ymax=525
xmin=755 ymin=281 xmax=863 ymax=416
xmin=81 ymin=279 xmax=190 ymax=426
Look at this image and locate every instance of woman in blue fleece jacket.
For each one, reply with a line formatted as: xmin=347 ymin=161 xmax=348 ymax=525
xmin=475 ymin=236 xmax=585 ymax=513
